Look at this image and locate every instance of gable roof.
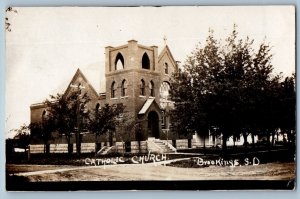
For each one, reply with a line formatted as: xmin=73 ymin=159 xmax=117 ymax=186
xmin=138 ymin=98 xmax=161 ymax=115
xmin=63 ymin=68 xmax=99 ymax=98
xmin=158 ymin=45 xmax=177 ymax=68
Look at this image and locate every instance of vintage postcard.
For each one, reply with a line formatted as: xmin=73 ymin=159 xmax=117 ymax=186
xmin=5 ymin=6 xmax=295 ymax=191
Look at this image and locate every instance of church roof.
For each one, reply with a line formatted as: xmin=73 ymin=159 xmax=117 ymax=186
xmin=158 ymin=45 xmax=177 ymax=67
xmin=80 ymin=62 xmax=103 ymax=93
xmin=53 ymin=65 xmax=101 ymax=95
xmin=31 ymin=66 xmax=101 ymax=106
xmin=63 ymin=68 xmax=99 ymax=98
xmin=138 ymin=98 xmax=155 ymax=114
xmin=138 ymin=98 xmax=161 ymax=115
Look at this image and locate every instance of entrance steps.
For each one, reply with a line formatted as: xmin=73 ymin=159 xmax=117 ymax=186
xmin=147 ymin=138 xmax=176 ymax=153
xmin=96 ymin=146 xmax=114 ymax=155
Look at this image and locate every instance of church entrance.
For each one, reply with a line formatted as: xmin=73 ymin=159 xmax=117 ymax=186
xmin=148 ymin=111 xmax=159 ymax=138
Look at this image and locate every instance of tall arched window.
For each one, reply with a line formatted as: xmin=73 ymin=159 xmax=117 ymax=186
xmin=142 ymin=53 xmax=150 ymax=69
xmin=140 ymin=79 xmax=145 ymax=96
xmin=164 ymin=62 xmax=169 ymax=74
xmin=160 ymin=81 xmax=170 ymax=100
xmin=111 ymin=81 xmax=116 ymax=98
xmin=159 ymin=81 xmax=171 ymax=109
xmin=115 ymin=52 xmax=124 ymax=70
xmin=121 ymin=79 xmax=127 ymax=96
xmin=149 ymin=81 xmax=154 ymax=97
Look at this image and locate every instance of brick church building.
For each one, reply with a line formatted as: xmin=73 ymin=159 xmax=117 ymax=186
xmin=30 ymin=40 xmax=228 ymax=154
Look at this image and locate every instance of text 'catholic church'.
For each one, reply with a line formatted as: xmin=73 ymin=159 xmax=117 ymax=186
xmin=29 ymin=40 xmax=233 ymax=154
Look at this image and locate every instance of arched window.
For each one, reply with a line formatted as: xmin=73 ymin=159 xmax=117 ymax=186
xmin=42 ymin=110 xmax=46 ymax=119
xmin=142 ymin=53 xmax=150 ymax=69
xmin=111 ymin=81 xmax=116 ymax=98
xmin=140 ymin=79 xmax=145 ymax=96
xmin=95 ymin=103 xmax=100 ymax=112
xmin=115 ymin=52 xmax=124 ymax=70
xmin=149 ymin=81 xmax=154 ymax=97
xmin=164 ymin=62 xmax=168 ymax=74
xmin=121 ymin=79 xmax=127 ymax=96
xmin=78 ymin=83 xmax=82 ymax=94
xmin=160 ymin=81 xmax=170 ymax=100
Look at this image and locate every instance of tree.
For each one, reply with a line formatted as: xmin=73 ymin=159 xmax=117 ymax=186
xmin=170 ymin=26 xmax=292 ymax=152
xmin=29 ymin=117 xmax=54 ymax=154
xmin=170 ymin=68 xmax=197 ymax=136
xmin=277 ymin=75 xmax=296 ymax=146
xmin=14 ymin=124 xmax=30 ymax=153
xmin=117 ymin=113 xmax=143 ymax=154
xmin=89 ymin=103 xmax=125 ymax=152
xmin=42 ymin=89 xmax=91 ymax=156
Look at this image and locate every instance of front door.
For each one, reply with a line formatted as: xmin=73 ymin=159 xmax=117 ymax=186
xmin=148 ymin=111 xmax=159 ymax=138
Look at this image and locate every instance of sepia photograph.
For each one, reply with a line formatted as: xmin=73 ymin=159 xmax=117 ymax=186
xmin=5 ymin=6 xmax=296 ymax=191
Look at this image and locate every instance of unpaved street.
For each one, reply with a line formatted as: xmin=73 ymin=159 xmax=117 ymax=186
xmin=7 ymin=161 xmax=295 ymax=181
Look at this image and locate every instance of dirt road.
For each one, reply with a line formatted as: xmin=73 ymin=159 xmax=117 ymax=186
xmin=7 ymin=161 xmax=295 ymax=181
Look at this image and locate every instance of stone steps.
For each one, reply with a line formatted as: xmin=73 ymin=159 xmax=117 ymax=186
xmin=97 ymin=146 xmax=113 ymax=155
xmin=152 ymin=140 xmax=175 ymax=153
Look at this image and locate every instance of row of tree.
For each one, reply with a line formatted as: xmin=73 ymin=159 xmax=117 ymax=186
xmin=12 ymin=26 xmax=295 ymax=155
xmin=170 ymin=26 xmax=295 ymax=151
xmin=29 ymin=90 xmax=126 ymax=156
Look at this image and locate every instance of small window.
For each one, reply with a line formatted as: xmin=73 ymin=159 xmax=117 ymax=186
xmin=115 ymin=53 xmax=124 ymax=70
xmin=140 ymin=79 xmax=145 ymax=96
xmin=95 ymin=103 xmax=100 ymax=111
xmin=121 ymin=79 xmax=127 ymax=96
xmin=149 ymin=81 xmax=154 ymax=97
xmin=111 ymin=81 xmax=116 ymax=98
xmin=78 ymin=83 xmax=82 ymax=94
xmin=42 ymin=110 xmax=46 ymax=117
xmin=164 ymin=63 xmax=169 ymax=74
xmin=142 ymin=53 xmax=150 ymax=69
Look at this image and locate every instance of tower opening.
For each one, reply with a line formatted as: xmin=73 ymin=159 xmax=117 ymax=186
xmin=142 ymin=53 xmax=150 ymax=69
xmin=115 ymin=53 xmax=124 ymax=70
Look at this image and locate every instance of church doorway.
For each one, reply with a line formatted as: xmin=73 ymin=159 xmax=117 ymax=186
xmin=148 ymin=111 xmax=160 ymax=138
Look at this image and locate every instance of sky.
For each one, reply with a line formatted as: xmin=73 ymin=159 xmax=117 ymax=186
xmin=5 ymin=6 xmax=295 ymax=138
